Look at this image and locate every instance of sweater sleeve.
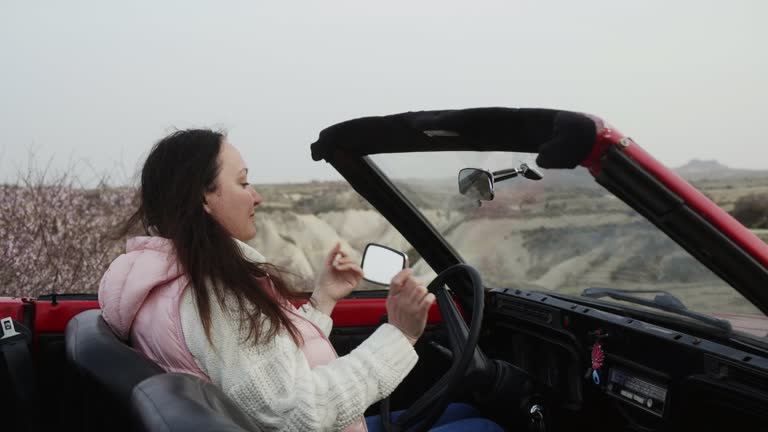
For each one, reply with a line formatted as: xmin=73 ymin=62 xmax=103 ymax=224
xmin=180 ymin=289 xmax=418 ymax=432
xmin=295 ymin=302 xmax=333 ymax=337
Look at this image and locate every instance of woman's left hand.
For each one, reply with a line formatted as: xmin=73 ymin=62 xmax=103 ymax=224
xmin=312 ymin=242 xmax=364 ymax=315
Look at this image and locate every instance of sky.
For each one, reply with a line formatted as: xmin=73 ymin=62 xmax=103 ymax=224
xmin=1 ymin=1 xmax=766 ymax=186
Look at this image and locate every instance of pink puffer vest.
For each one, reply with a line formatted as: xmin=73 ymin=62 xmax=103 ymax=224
xmin=99 ymin=236 xmax=366 ymax=431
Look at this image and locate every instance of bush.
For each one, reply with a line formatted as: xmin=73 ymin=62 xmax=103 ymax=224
xmin=0 ymin=163 xmax=135 ymax=298
xmin=730 ymin=194 xmax=768 ymax=229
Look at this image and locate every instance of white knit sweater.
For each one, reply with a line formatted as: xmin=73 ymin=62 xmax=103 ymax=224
xmin=179 ymin=241 xmax=418 ymax=432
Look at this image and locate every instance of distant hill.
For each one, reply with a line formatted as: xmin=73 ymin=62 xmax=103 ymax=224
xmin=675 ymin=159 xmax=768 ymax=181
xmin=676 ymin=159 xmax=730 ymax=174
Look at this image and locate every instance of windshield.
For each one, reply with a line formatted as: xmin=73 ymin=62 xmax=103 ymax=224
xmin=370 ymin=151 xmax=767 ymax=338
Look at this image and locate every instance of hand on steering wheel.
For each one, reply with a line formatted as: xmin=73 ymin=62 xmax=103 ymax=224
xmin=380 ymin=263 xmax=489 ymax=432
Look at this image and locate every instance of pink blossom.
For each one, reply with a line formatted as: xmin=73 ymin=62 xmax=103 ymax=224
xmin=1 ymin=169 xmax=135 ymax=298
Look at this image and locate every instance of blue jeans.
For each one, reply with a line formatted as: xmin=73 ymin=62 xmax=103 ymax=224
xmin=365 ymin=402 xmax=504 ymax=432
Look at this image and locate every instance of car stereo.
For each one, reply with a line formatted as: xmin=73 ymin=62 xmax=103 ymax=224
xmin=606 ymin=367 xmax=668 ymax=417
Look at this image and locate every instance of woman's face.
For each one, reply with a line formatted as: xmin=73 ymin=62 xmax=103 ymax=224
xmin=203 ymin=140 xmax=262 ymax=242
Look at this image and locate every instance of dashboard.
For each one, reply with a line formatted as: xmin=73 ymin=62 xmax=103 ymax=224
xmin=481 ymin=288 xmax=768 ymax=431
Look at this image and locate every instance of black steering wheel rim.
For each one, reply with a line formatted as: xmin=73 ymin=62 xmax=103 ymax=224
xmin=379 ymin=263 xmax=486 ymax=432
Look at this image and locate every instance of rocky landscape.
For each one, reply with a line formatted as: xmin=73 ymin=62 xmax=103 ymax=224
xmin=244 ymin=160 xmax=768 ymax=316
xmin=3 ymin=159 xmax=768 ymax=318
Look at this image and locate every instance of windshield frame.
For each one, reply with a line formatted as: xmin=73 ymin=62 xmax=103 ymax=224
xmin=310 ymin=108 xmax=768 ymax=320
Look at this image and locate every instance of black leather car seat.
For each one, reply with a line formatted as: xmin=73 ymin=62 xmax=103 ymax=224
xmin=65 ymin=309 xmax=163 ymax=432
xmin=132 ymin=373 xmax=262 ymax=432
xmin=0 ymin=318 xmax=39 ymax=432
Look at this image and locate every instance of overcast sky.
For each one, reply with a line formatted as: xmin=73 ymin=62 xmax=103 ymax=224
xmin=1 ymin=1 xmax=766 ymax=186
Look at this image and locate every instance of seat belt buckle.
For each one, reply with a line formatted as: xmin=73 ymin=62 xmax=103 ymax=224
xmin=1 ymin=317 xmax=22 ymax=340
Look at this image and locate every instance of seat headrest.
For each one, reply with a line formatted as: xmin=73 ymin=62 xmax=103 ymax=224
xmin=65 ymin=309 xmax=163 ymax=402
xmin=131 ymin=373 xmax=262 ymax=432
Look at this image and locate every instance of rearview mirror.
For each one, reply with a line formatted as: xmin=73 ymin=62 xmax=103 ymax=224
xmin=458 ymin=164 xmax=544 ymax=202
xmin=361 ymin=243 xmax=408 ymax=286
xmin=458 ymin=168 xmax=494 ymax=201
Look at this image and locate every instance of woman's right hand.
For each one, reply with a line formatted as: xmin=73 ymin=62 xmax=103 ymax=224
xmin=386 ymin=268 xmax=435 ymax=345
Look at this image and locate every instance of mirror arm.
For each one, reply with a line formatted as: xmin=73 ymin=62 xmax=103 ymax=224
xmin=492 ymin=169 xmax=519 ymax=183
xmin=492 ymin=168 xmax=518 ymax=176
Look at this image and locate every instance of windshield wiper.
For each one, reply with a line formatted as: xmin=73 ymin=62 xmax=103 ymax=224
xmin=580 ymin=287 xmax=733 ymax=334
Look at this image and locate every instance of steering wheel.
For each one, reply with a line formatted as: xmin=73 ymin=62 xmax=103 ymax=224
xmin=379 ymin=263 xmax=489 ymax=432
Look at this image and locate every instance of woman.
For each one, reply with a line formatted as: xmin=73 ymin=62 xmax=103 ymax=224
xmin=99 ymin=129 xmax=503 ymax=431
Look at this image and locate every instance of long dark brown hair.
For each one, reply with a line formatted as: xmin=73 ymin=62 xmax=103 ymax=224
xmin=118 ymin=129 xmax=303 ymax=345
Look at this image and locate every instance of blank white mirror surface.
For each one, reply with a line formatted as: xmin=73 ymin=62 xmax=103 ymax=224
xmin=362 ymin=244 xmax=406 ymax=286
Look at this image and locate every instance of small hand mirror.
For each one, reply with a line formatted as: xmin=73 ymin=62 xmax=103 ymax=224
xmin=360 ymin=243 xmax=408 ymax=286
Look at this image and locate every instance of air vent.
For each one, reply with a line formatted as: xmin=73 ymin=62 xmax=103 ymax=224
xmin=727 ymin=365 xmax=768 ymax=394
xmin=497 ymin=297 xmax=553 ymax=324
